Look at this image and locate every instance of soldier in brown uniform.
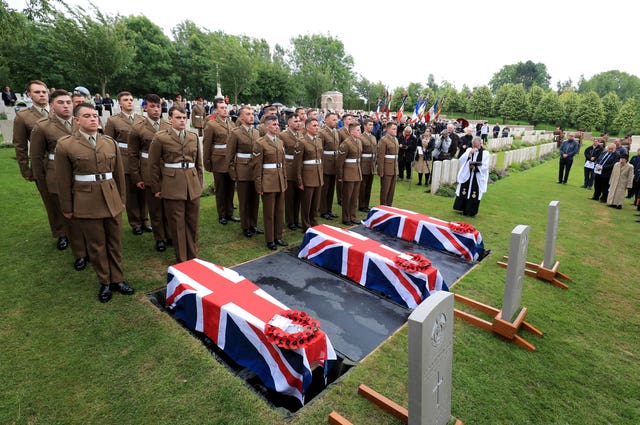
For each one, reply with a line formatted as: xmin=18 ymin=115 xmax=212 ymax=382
xmin=128 ymin=94 xmax=172 ymax=252
xmin=252 ymin=115 xmax=288 ymax=250
xmin=358 ymin=118 xmax=377 ymax=212
xmin=104 ymin=91 xmax=150 ymax=236
xmin=55 ymin=103 xmax=134 ymax=303
xmin=377 ymin=122 xmax=399 ymax=206
xmin=226 ymin=105 xmax=263 ymax=238
xmin=280 ymin=114 xmax=304 ymax=230
xmin=257 ymin=105 xmax=278 ymax=137
xmin=31 ymin=90 xmax=88 ymax=269
xmin=13 ymin=80 xmax=68 ymax=249
xmin=191 ymin=98 xmax=206 ymax=137
xmin=318 ymin=112 xmax=340 ymax=220
xmin=336 ymin=113 xmax=354 ymax=205
xmin=296 ymin=118 xmax=323 ymax=231
xmin=203 ymin=98 xmax=238 ymax=225
xmin=337 ymin=123 xmax=363 ymax=225
xmin=149 ymin=105 xmax=203 ymax=264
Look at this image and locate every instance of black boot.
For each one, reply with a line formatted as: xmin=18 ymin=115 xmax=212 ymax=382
xmin=425 ymin=173 xmax=431 ymax=186
xmin=417 ymin=173 xmax=422 ymax=185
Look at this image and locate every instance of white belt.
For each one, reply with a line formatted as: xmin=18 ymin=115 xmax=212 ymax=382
xmin=117 ymin=142 xmax=128 ymax=149
xmin=385 ymin=154 xmax=398 ymax=159
xmin=165 ymin=162 xmax=195 ymax=169
xmin=323 ymin=150 xmax=335 ymax=155
xmin=194 ymin=115 xmax=202 ymax=119
xmin=303 ymin=159 xmax=321 ymax=165
xmin=141 ymin=152 xmax=149 ymax=159
xmin=48 ymin=153 xmax=55 ymax=160
xmin=236 ymin=153 xmax=251 ymax=159
xmin=74 ymin=172 xmax=113 ymax=182
xmin=285 ymin=154 xmax=294 ymax=160
xmin=262 ymin=163 xmax=283 ymax=169
xmin=345 ymin=158 xmax=359 ymax=163
xmin=214 ymin=144 xmax=227 ymax=149
xmin=361 ymin=154 xmax=373 ymax=158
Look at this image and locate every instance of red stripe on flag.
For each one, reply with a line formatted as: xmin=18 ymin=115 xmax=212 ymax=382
xmin=166 ymin=282 xmax=196 ymax=306
xmin=436 ymin=227 xmax=471 ymax=261
xmin=386 ymin=264 xmax=422 ymax=305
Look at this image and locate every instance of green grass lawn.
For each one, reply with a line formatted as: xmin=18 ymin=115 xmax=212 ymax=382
xmin=1 ymin=148 xmax=638 ymax=425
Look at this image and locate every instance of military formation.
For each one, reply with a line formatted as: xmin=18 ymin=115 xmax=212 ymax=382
xmin=12 ymin=80 xmax=407 ymax=303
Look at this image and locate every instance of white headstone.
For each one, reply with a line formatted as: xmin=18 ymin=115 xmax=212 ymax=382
xmin=501 ymin=224 xmax=530 ymax=322
xmin=441 ymin=160 xmax=451 ymax=185
xmin=543 ymin=201 xmax=560 ymax=269
xmin=431 ymin=161 xmax=442 ymax=194
xmin=449 ymin=159 xmax=459 ymax=184
xmin=408 ymin=291 xmax=454 ymax=425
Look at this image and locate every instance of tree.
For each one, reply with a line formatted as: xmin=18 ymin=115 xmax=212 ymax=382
xmin=526 ymin=86 xmax=545 ymax=123
xmin=533 ymin=91 xmax=563 ymax=125
xmin=489 ymin=60 xmax=551 ymax=92
xmin=499 ymin=84 xmax=528 ymax=122
xmin=469 ymin=86 xmax=493 ymax=119
xmin=172 ymin=20 xmax=216 ymax=99
xmin=559 ymin=92 xmax=580 ymax=129
xmin=212 ymin=33 xmax=256 ymax=104
xmin=578 ymin=70 xmax=640 ymax=102
xmin=613 ymin=98 xmax=639 ymax=135
xmin=600 ymin=92 xmax=621 ymax=133
xmin=574 ymin=91 xmax=604 ymax=131
xmin=556 ymin=78 xmax=575 ymax=94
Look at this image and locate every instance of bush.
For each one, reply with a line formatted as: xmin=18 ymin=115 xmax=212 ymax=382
xmin=489 ymin=168 xmax=508 ymax=182
xmin=435 ymin=184 xmax=457 ymax=198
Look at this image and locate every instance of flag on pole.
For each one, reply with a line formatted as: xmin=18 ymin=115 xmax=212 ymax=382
xmin=396 ymin=92 xmax=408 ymax=122
xmin=426 ymin=98 xmax=438 ymax=123
xmin=375 ymin=97 xmax=381 ymax=119
xmin=435 ymin=96 xmax=445 ymax=121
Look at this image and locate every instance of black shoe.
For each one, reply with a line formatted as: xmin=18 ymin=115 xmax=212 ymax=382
xmin=295 ymin=223 xmax=302 ymax=229
xmin=155 ymin=240 xmax=166 ymax=252
xmin=417 ymin=182 xmax=422 ymax=186
xmin=218 ymin=217 xmax=228 ymax=225
xmin=133 ymin=226 xmax=143 ymax=236
xmin=342 ymin=221 xmax=352 ymax=225
xmin=275 ymin=239 xmax=288 ymax=247
xmin=589 ymin=197 xmax=598 ymax=200
xmin=358 ymin=208 xmax=367 ymax=212
xmin=74 ymin=257 xmax=88 ymax=271
xmin=251 ymin=226 xmax=264 ymax=234
xmin=243 ymin=229 xmax=253 ymax=238
xmin=599 ymin=199 xmax=606 ymax=203
xmin=57 ymin=236 xmax=69 ymax=250
xmin=98 ymin=285 xmax=112 ymax=303
xmin=557 ymin=181 xmax=562 ymax=184
xmin=329 ymin=212 xmax=338 ymax=218
xmin=110 ymin=281 xmax=135 ymax=295
xmin=337 ymin=201 xmax=342 ymax=206
xmin=266 ymin=242 xmax=277 ymax=250
xmin=350 ymin=220 xmax=360 ymax=225
xmin=142 ymin=224 xmax=153 ymax=233
xmin=321 ymin=213 xmax=334 ymax=220
xmin=226 ymin=216 xmax=240 ymax=222
xmin=636 ymin=220 xmax=640 ymax=222
xmin=616 ymin=205 xmax=622 ymax=210
xmin=288 ymin=224 xmax=297 ymax=231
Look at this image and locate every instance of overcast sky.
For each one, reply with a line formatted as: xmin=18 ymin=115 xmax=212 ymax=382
xmin=8 ymin=0 xmax=638 ymax=91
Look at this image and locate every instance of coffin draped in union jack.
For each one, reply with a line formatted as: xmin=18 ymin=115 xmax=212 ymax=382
xmin=362 ymin=205 xmax=484 ymax=261
xmin=165 ymin=258 xmax=336 ymax=404
xmin=298 ymin=224 xmax=447 ymax=308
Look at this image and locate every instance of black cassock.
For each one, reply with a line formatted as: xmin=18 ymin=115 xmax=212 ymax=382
xmin=453 ymin=149 xmax=484 ymax=217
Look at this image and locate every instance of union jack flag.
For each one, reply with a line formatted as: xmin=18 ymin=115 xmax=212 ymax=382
xmin=298 ymin=225 xmax=447 ymax=308
xmin=362 ymin=205 xmax=484 ymax=261
xmin=165 ymin=258 xmax=336 ymax=404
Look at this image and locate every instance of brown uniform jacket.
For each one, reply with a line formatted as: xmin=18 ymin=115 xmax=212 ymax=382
xmin=377 ymin=134 xmax=399 ymax=177
xmin=359 ymin=132 xmax=377 ymax=175
xmin=128 ymin=118 xmax=172 ymax=184
xmin=55 ymin=133 xmax=125 ymax=218
xmin=279 ymin=129 xmax=303 ymax=182
xmin=252 ymin=135 xmax=287 ymax=194
xmin=203 ymin=117 xmax=232 ymax=173
xmin=296 ymin=134 xmax=323 ymax=188
xmin=338 ymin=127 xmax=350 ymax=143
xmin=318 ymin=126 xmax=339 ymax=175
xmin=226 ymin=125 xmax=259 ymax=182
xmin=30 ymin=116 xmax=72 ymax=194
xmin=104 ymin=113 xmax=145 ymax=170
xmin=337 ymin=136 xmax=363 ymax=182
xmin=13 ymin=106 xmax=47 ymax=179
xmin=191 ymin=105 xmax=206 ymax=129
xmin=149 ymin=129 xmax=203 ymax=201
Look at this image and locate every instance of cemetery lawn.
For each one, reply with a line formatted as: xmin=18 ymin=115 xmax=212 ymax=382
xmin=1 ymin=147 xmax=638 ymax=424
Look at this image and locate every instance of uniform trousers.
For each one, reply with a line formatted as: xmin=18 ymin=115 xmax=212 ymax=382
xmin=379 ymin=175 xmax=396 ymax=206
xmin=336 ymin=180 xmax=342 ymax=204
xmin=213 ymin=171 xmax=235 ymax=219
xmin=341 ymin=181 xmax=360 ymax=222
xmin=320 ymin=174 xmax=336 ymax=214
xmin=125 ymin=173 xmax=148 ymax=228
xmin=301 ymin=186 xmax=321 ymax=231
xmin=262 ymin=191 xmax=284 ymax=243
xmin=35 ymin=178 xmax=66 ymax=238
xmin=285 ymin=180 xmax=302 ymax=226
xmin=237 ymin=181 xmax=259 ymax=231
xmin=359 ymin=174 xmax=373 ymax=209
xmin=76 ymin=214 xmax=124 ymax=285
xmin=145 ymin=187 xmax=168 ymax=241
xmin=593 ymin=174 xmax=611 ymax=202
xmin=164 ymin=197 xmax=200 ymax=263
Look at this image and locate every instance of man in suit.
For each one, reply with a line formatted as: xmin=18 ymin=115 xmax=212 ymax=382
xmin=128 ymin=94 xmax=172 ymax=252
xmin=55 ymin=103 xmax=134 ymax=303
xmin=149 ymin=105 xmax=203 ymax=263
xmin=377 ymin=121 xmax=399 ymax=206
xmin=591 ymin=143 xmax=620 ymax=203
xmin=296 ymin=117 xmax=323 ymax=231
xmin=337 ymin=123 xmax=363 ymax=225
xmin=104 ymin=91 xmax=150 ymax=235
xmin=191 ymin=98 xmax=206 ymax=137
xmin=318 ymin=112 xmax=340 ymax=220
xmin=279 ymin=114 xmax=304 ymax=230
xmin=203 ymin=98 xmax=239 ymax=225
xmin=358 ymin=118 xmax=377 ymax=212
xmin=31 ymin=89 xmax=88 ymax=269
xmin=252 ymin=115 xmax=288 ymax=250
xmin=226 ymin=105 xmax=262 ymax=238
xmin=2 ymin=86 xmax=17 ymax=107
xmin=13 ymin=81 xmax=68 ymax=249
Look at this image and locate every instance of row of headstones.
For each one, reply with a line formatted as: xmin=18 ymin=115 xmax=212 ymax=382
xmin=522 ymin=133 xmax=554 ymax=144
xmin=487 ymin=137 xmax=513 ymax=151
xmin=502 ymin=142 xmax=556 ymax=169
xmin=429 ymin=156 xmax=497 ymax=193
